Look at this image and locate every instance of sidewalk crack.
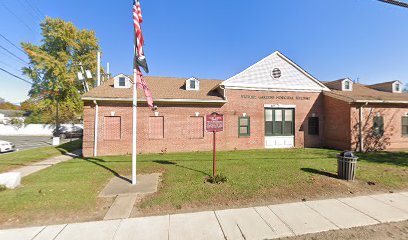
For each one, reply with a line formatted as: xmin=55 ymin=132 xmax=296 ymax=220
xmin=30 ymin=226 xmax=45 ymax=240
xmin=236 ymin=223 xmax=246 ymax=240
xmin=52 ymin=224 xmax=67 ymax=240
xmin=214 ymin=211 xmax=227 ymax=240
xmin=267 ymin=206 xmax=296 ymax=236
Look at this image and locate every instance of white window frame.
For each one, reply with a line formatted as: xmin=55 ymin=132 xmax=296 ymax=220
xmin=186 ymin=77 xmax=199 ymax=91
xmin=113 ymin=74 xmax=131 ymax=88
xmin=393 ymin=81 xmax=402 ymax=93
xmin=342 ymin=79 xmax=353 ymax=91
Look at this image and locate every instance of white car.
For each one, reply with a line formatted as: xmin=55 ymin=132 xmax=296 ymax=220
xmin=0 ymin=140 xmax=16 ymax=153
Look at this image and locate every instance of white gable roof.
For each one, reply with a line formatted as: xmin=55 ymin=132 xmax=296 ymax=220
xmin=222 ymin=51 xmax=330 ymax=92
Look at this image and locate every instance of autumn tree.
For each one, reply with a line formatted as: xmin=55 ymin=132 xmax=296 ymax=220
xmin=22 ymin=17 xmax=101 ymax=126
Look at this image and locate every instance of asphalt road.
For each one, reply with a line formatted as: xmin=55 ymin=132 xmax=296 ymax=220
xmin=0 ymin=136 xmax=77 ymax=152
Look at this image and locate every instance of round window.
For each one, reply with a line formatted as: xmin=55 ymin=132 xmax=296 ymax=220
xmin=271 ymin=68 xmax=281 ymax=79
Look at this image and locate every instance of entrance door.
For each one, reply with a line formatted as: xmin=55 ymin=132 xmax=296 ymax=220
xmin=264 ymin=108 xmax=295 ymax=148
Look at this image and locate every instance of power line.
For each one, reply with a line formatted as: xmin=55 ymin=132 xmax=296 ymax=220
xmin=0 ymin=59 xmax=24 ymax=73
xmin=0 ymin=44 xmax=28 ymax=64
xmin=378 ymin=0 xmax=408 ymax=8
xmin=0 ymin=1 xmax=36 ymax=34
xmin=18 ymin=0 xmax=42 ymax=22
xmin=0 ymin=66 xmax=32 ymax=84
xmin=0 ymin=33 xmax=25 ymax=54
xmin=24 ymin=0 xmax=45 ymax=19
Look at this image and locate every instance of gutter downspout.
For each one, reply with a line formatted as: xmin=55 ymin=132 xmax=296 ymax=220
xmin=358 ymin=102 xmax=367 ymax=152
xmin=93 ymin=100 xmax=99 ymax=157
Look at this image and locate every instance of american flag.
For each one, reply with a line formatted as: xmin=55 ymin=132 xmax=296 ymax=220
xmin=133 ymin=0 xmax=153 ymax=108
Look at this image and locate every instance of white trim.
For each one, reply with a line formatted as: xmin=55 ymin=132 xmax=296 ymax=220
xmin=265 ymin=136 xmax=295 ymax=149
xmin=354 ymin=100 xmax=408 ymax=104
xmin=186 ymin=77 xmax=200 ymax=91
xmin=341 ymin=78 xmax=353 ymax=91
xmin=223 ymin=86 xmax=323 ymax=93
xmin=113 ymin=74 xmax=131 ymax=89
xmin=392 ymin=81 xmax=403 ymax=93
xmin=81 ymin=96 xmax=227 ymax=103
xmin=264 ymin=104 xmax=296 ymax=108
xmin=222 ymin=51 xmax=330 ymax=92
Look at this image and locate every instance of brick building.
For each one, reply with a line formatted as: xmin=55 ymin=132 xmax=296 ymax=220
xmin=81 ymin=51 xmax=408 ymax=157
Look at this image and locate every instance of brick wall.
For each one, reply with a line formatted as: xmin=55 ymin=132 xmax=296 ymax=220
xmin=83 ymin=89 xmax=325 ymax=157
xmin=323 ymin=95 xmax=351 ymax=150
xmin=350 ymin=104 xmax=408 ymax=151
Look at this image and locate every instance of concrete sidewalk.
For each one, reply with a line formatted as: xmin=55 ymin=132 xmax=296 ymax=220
xmin=12 ymin=150 xmax=81 ymax=177
xmin=1 ymin=192 xmax=407 ymax=240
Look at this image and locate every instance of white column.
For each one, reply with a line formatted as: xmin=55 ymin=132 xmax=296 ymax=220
xmin=97 ymin=52 xmax=101 ymax=86
xmin=132 ymin=69 xmax=137 ymax=185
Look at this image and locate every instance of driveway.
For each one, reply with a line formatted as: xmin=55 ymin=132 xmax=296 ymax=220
xmin=0 ymin=136 xmax=77 ymax=152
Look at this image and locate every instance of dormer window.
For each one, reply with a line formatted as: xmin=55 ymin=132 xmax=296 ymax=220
xmin=190 ymin=80 xmax=196 ymax=89
xmin=342 ymin=79 xmax=353 ymax=91
xmin=113 ymin=74 xmax=131 ymax=88
xmin=186 ymin=77 xmax=199 ymax=91
xmin=344 ymin=81 xmax=350 ymax=90
xmin=394 ymin=82 xmax=402 ymax=93
xmin=119 ymin=77 xmax=126 ymax=87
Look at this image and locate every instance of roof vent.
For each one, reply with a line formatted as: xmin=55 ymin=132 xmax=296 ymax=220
xmin=271 ymin=68 xmax=281 ymax=79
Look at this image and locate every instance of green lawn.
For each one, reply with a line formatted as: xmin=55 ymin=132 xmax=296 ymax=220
xmin=0 ymin=148 xmax=407 ymax=228
xmin=0 ymin=140 xmax=82 ymax=173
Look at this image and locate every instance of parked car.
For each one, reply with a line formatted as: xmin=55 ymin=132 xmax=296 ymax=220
xmin=0 ymin=140 xmax=16 ymax=153
xmin=53 ymin=126 xmax=83 ymax=139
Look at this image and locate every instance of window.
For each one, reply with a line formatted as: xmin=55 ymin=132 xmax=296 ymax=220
xmin=402 ymin=116 xmax=408 ymax=136
xmin=119 ymin=77 xmax=126 ymax=87
xmin=189 ymin=116 xmax=204 ymax=139
xmin=308 ymin=117 xmax=319 ymax=135
xmin=186 ymin=78 xmax=199 ymax=90
xmin=344 ymin=81 xmax=350 ymax=90
xmin=395 ymin=83 xmax=400 ymax=92
xmin=265 ymin=108 xmax=294 ymax=136
xmin=104 ymin=116 xmax=121 ymax=140
xmin=149 ymin=116 xmax=164 ymax=139
xmin=373 ymin=116 xmax=384 ymax=137
xmin=238 ymin=117 xmax=250 ymax=137
xmin=190 ymin=80 xmax=196 ymax=89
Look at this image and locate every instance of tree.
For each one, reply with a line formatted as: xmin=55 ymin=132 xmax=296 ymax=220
xmin=22 ymin=17 xmax=101 ymax=125
xmin=0 ymin=100 xmax=20 ymax=110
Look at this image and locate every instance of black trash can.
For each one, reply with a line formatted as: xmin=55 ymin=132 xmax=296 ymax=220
xmin=337 ymin=151 xmax=358 ymax=181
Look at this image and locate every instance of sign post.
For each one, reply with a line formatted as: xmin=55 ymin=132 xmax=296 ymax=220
xmin=206 ymin=112 xmax=224 ymax=177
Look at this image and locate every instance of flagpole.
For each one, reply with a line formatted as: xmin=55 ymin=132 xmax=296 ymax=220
xmin=132 ymin=0 xmax=138 ymax=185
xmin=132 ymin=68 xmax=137 ymax=185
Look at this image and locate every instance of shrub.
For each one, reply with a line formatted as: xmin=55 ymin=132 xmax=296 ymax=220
xmin=205 ymin=174 xmax=228 ymax=184
xmin=0 ymin=185 xmax=6 ymax=192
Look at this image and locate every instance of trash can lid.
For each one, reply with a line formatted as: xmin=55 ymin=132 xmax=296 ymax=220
xmin=340 ymin=151 xmax=356 ymax=158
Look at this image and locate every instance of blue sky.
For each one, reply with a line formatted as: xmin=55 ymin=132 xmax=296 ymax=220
xmin=0 ymin=0 xmax=407 ymax=103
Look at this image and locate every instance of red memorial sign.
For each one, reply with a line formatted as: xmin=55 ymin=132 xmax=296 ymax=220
xmin=206 ymin=112 xmax=224 ymax=177
xmin=206 ymin=113 xmax=224 ymax=132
